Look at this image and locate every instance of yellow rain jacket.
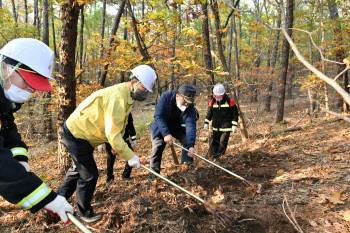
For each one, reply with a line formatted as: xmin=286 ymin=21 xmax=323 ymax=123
xmin=66 ymin=82 xmax=134 ymax=161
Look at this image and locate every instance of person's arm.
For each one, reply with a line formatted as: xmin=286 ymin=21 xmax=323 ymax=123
xmin=230 ymin=98 xmax=239 ymax=126
xmin=153 ymin=93 xmax=171 ymax=137
xmin=204 ymin=99 xmax=213 ymax=125
xmin=185 ymin=107 xmax=197 ymax=149
xmin=0 ymin=148 xmax=56 ymax=213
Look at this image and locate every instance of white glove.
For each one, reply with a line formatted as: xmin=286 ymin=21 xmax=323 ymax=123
xmin=131 ymin=140 xmax=137 ymax=148
xmin=128 ymin=155 xmax=141 ymax=168
xmin=97 ymin=144 xmax=106 ymax=152
xmin=204 ymin=124 xmax=209 ymax=131
xmin=19 ymin=161 xmax=29 ymax=172
xmin=232 ymin=126 xmax=238 ymax=133
xmin=44 ymin=195 xmax=74 ymax=224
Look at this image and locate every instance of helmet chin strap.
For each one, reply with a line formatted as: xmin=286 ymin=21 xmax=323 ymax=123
xmin=0 ymin=55 xmax=22 ymax=90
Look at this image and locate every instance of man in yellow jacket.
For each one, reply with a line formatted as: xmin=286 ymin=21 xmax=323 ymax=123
xmin=57 ymin=65 xmax=157 ymax=223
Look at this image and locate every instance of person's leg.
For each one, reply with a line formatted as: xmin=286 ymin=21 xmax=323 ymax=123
xmin=149 ymin=134 xmax=166 ymax=174
xmin=122 ymin=140 xmax=133 ymax=178
xmin=105 ymin=143 xmax=116 ymax=182
xmin=173 ymin=130 xmax=193 ymax=164
xmin=217 ymin=131 xmax=231 ymax=156
xmin=57 ymin=123 xmax=98 ymax=218
xmin=57 ymin=124 xmax=81 ymax=199
xmin=211 ymin=130 xmax=221 ymax=158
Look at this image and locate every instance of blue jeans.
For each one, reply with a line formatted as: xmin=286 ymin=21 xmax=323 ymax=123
xmin=57 ymin=123 xmax=97 ymax=217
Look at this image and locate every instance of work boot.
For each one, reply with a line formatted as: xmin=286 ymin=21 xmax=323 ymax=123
xmin=79 ymin=213 xmax=102 ymax=223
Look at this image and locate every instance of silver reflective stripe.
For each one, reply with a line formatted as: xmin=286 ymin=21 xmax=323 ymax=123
xmin=18 ymin=184 xmax=51 ymax=209
xmin=181 ymin=124 xmax=186 ymax=127
xmin=11 ymin=148 xmax=28 ymax=157
xmin=131 ymin=135 xmax=137 ymax=139
xmin=213 ymin=104 xmax=229 ymax=108
xmin=213 ymin=127 xmax=231 ymax=131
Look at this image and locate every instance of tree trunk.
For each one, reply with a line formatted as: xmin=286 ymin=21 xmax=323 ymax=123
xmin=57 ymin=0 xmax=80 ymax=171
xmin=42 ymin=0 xmax=53 ymax=141
xmin=201 ymin=1 xmax=215 ymax=96
xmin=97 ymin=0 xmax=107 ymax=82
xmin=79 ymin=5 xmax=85 ymax=71
xmin=11 ymin=0 xmax=17 ymax=23
xmin=24 ymin=0 xmax=28 ymax=24
xmin=264 ymin=11 xmax=281 ymax=112
xmin=275 ymin=0 xmax=294 ymax=124
xmin=51 ymin=3 xmax=58 ymax=59
xmin=34 ymin=0 xmax=38 ymax=27
xmin=169 ymin=36 xmax=175 ymax=91
xmin=99 ymin=0 xmax=127 ymax=86
xmin=328 ymin=0 xmax=349 ymax=112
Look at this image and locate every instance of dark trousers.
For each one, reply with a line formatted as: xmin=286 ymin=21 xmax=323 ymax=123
xmin=150 ymin=129 xmax=193 ymax=174
xmin=210 ymin=130 xmax=231 ymax=158
xmin=57 ymin=123 xmax=97 ymax=217
xmin=105 ymin=142 xmax=133 ymax=181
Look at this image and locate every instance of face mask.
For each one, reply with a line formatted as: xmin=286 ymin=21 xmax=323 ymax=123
xmin=176 ymin=101 xmax=187 ymax=112
xmin=4 ymin=82 xmax=32 ymax=103
xmin=215 ymin=97 xmax=223 ymax=102
xmin=134 ymin=86 xmax=148 ymax=101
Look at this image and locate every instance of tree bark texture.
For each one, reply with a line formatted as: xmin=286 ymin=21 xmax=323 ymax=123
xmin=264 ymin=12 xmax=281 ymax=112
xmin=275 ymin=0 xmax=294 ymax=124
xmin=201 ymin=2 xmax=215 ymax=96
xmin=57 ymin=0 xmax=80 ymax=171
xmin=97 ymin=0 xmax=107 ymax=82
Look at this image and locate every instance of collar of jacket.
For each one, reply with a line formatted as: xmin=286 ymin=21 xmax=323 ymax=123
xmin=0 ymin=83 xmax=22 ymax=116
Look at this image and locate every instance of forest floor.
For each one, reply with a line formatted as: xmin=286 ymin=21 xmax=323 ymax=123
xmin=0 ymin=97 xmax=349 ymax=233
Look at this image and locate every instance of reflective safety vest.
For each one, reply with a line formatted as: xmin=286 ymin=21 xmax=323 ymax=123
xmin=204 ymin=95 xmax=239 ymax=131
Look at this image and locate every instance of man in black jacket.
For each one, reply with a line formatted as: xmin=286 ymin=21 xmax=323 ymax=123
xmin=204 ymin=83 xmax=239 ymax=158
xmin=99 ymin=113 xmax=136 ymax=182
xmin=0 ymin=38 xmax=73 ymax=223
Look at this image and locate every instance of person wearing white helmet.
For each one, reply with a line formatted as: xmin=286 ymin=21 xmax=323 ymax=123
xmin=204 ymin=83 xmax=239 ymax=158
xmin=0 ymin=38 xmax=73 ymax=224
xmin=57 ymin=64 xmax=157 ymax=223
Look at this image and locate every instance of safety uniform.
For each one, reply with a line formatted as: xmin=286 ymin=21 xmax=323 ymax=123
xmin=204 ymin=94 xmax=239 ymax=157
xmin=105 ymin=113 xmax=136 ymax=181
xmin=0 ymin=87 xmax=56 ymax=213
xmin=57 ymin=82 xmax=134 ymax=217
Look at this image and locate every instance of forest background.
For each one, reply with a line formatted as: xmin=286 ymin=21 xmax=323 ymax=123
xmin=0 ymin=0 xmax=350 ymax=232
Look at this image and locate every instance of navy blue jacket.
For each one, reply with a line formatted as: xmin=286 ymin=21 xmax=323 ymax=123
xmin=150 ymin=91 xmax=196 ymax=148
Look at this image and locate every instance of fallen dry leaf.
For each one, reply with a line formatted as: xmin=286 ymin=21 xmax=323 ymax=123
xmin=276 ymin=169 xmax=284 ymax=177
xmin=326 ymin=196 xmax=344 ymax=205
xmin=344 ymin=210 xmax=350 ymax=222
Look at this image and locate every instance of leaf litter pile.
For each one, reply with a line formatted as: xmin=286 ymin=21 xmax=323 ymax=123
xmin=0 ymin=100 xmax=350 ymax=232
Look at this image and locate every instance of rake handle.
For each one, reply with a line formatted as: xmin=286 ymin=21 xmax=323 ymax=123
xmin=141 ymin=164 xmax=205 ymax=203
xmin=67 ymin=213 xmax=92 ymax=233
xmin=173 ymin=142 xmax=251 ymax=184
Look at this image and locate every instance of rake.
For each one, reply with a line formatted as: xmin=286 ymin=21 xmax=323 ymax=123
xmin=67 ymin=213 xmax=92 ymax=233
xmin=141 ymin=162 xmax=232 ymax=225
xmin=173 ymin=142 xmax=254 ymax=186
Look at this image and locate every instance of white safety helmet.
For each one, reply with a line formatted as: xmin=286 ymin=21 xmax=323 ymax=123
xmin=0 ymin=38 xmax=54 ymax=91
xmin=131 ymin=65 xmax=157 ymax=93
xmin=213 ymin=83 xmax=225 ymax=96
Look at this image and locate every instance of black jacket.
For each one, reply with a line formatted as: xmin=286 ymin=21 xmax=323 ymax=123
xmin=0 ymin=87 xmax=56 ymax=212
xmin=204 ymin=94 xmax=239 ymax=130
